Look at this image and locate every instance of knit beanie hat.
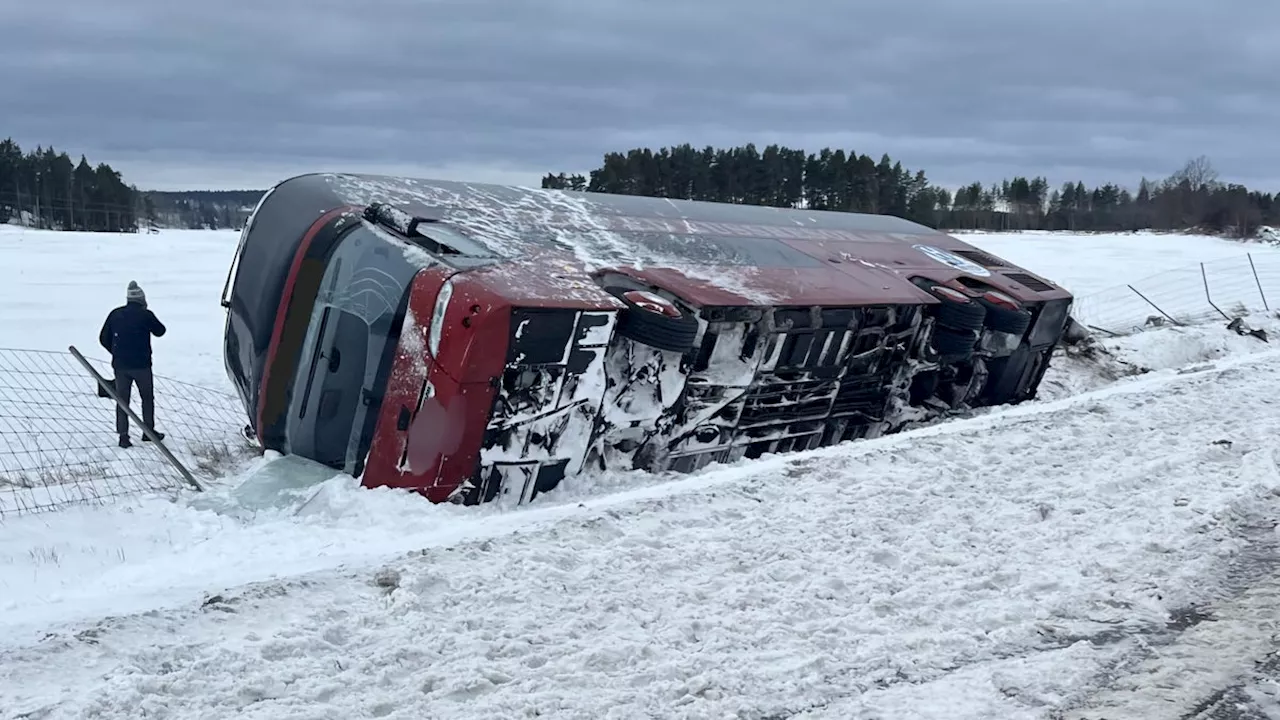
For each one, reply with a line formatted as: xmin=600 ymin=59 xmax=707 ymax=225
xmin=126 ymin=280 xmax=147 ymax=306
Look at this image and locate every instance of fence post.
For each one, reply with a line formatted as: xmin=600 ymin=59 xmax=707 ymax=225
xmin=1247 ymin=253 xmax=1269 ymax=311
xmin=67 ymin=345 xmax=204 ymax=492
xmin=1200 ymin=263 xmax=1231 ymax=321
xmin=1126 ymin=284 xmax=1182 ymax=326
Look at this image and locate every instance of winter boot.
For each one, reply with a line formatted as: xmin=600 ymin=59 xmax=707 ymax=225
xmin=142 ymin=431 xmax=166 ymax=442
xmin=118 ymin=436 xmax=132 ymax=448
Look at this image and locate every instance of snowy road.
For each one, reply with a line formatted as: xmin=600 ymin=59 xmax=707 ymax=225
xmin=4 ymin=348 xmax=1280 ymax=719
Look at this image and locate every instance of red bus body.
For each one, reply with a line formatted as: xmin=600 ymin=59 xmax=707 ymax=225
xmin=221 ymin=173 xmax=1074 ymax=505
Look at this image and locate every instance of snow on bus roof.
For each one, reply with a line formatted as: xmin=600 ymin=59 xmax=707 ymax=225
xmin=319 ymin=173 xmax=953 ymax=305
xmin=322 ymin=173 xmax=940 ymax=267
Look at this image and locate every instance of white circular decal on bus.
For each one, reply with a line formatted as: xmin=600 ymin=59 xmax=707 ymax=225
xmin=912 ymin=244 xmax=991 ymax=277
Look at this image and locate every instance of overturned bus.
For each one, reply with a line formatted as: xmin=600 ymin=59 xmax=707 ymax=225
xmin=220 ymin=173 xmax=1074 ymax=505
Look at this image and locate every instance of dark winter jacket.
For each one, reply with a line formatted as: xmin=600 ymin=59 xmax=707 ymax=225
xmin=99 ymin=301 xmax=167 ymax=370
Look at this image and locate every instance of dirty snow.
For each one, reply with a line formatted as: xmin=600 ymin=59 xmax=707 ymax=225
xmin=1035 ymin=311 xmax=1280 ymax=401
xmin=3 ymin=223 xmax=1280 ymax=718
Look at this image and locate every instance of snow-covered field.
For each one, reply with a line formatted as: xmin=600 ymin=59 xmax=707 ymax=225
xmin=1 ymin=225 xmax=237 ymax=391
xmin=963 ymin=230 xmax=1280 ymax=336
xmin=956 ymin=230 xmax=1280 ymax=297
xmin=3 ymin=224 xmax=1280 ymax=719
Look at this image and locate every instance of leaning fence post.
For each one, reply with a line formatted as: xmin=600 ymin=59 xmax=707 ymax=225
xmin=1200 ymin=263 xmax=1231 ymax=321
xmin=1247 ymin=253 xmax=1269 ymax=311
xmin=67 ymin=345 xmax=204 ymax=492
xmin=1126 ymin=284 xmax=1182 ymax=326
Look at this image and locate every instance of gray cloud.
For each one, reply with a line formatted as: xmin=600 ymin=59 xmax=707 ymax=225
xmin=6 ymin=0 xmax=1279 ymax=191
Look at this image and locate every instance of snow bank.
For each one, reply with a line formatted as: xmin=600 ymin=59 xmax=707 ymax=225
xmin=5 ymin=311 xmax=1267 ymax=642
xmin=2 ymin=227 xmax=1278 ymax=647
xmin=3 ymin=348 xmax=1279 ymax=719
xmin=1037 ymin=311 xmax=1279 ymax=400
xmin=7 ymin=225 xmax=1280 ymax=717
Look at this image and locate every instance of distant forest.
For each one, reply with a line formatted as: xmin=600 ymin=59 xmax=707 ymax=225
xmin=147 ymin=190 xmax=262 ymax=230
xmin=0 ymin=139 xmax=146 ymax=232
xmin=543 ymin=145 xmax=1279 ymax=237
xmin=0 ymin=137 xmax=260 ymax=233
xmin=6 ymin=135 xmax=1277 ymax=237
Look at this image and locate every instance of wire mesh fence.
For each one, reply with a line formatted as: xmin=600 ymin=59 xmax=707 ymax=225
xmin=1071 ymin=251 xmax=1279 ymax=336
xmin=0 ymin=347 xmax=255 ymax=517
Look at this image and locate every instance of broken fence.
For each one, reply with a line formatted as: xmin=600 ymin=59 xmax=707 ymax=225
xmin=0 ymin=347 xmax=253 ymax=517
xmin=1071 ymin=251 xmax=1279 ymax=336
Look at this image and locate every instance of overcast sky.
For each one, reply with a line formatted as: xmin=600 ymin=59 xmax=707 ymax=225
xmin=7 ymin=0 xmax=1279 ymax=192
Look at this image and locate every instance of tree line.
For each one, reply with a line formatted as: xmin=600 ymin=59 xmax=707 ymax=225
xmin=148 ymin=190 xmax=262 ymax=231
xmin=0 ymin=138 xmax=147 ymax=232
xmin=8 ymin=134 xmax=1276 ymax=238
xmin=542 ymin=146 xmax=1278 ymax=237
xmin=0 ymin=138 xmax=267 ymax=232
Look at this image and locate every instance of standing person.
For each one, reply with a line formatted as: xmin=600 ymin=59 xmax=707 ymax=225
xmin=99 ymin=281 xmax=167 ymax=448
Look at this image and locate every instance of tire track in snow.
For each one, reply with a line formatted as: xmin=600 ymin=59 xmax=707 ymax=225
xmin=1054 ymin=448 xmax=1280 ymax=720
xmin=792 ymin=448 xmax=1280 ymax=720
xmin=4 ymin=351 xmax=1280 ymax=719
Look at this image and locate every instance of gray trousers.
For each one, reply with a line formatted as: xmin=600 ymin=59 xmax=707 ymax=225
xmin=115 ymin=367 xmax=156 ymax=438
